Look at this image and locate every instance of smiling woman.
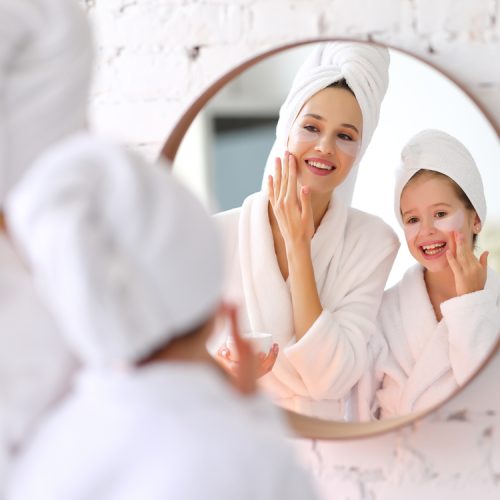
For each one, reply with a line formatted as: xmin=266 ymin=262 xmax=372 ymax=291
xmin=165 ymin=39 xmax=500 ymax=433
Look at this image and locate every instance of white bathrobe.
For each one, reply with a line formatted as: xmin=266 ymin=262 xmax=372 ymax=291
xmin=214 ymin=191 xmax=400 ymax=420
xmin=0 ymin=233 xmax=75 ymax=491
xmin=7 ymin=363 xmax=318 ymax=500
xmin=363 ymin=264 xmax=500 ymax=419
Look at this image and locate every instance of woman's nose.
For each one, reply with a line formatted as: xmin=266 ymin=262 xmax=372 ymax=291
xmin=314 ymin=136 xmax=336 ymax=155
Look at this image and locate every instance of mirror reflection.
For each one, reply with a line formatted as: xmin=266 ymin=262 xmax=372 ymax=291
xmin=171 ymin=41 xmax=500 ymax=423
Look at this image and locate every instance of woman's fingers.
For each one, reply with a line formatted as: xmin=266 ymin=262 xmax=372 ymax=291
xmin=273 ymin=157 xmax=282 ymax=204
xmin=299 ymin=185 xmax=314 ymax=239
xmin=285 ymin=153 xmax=298 ymax=206
xmin=267 ymin=175 xmax=275 ymax=205
xmin=280 ymin=151 xmax=290 ymax=200
xmin=256 ymin=344 xmax=279 ymax=378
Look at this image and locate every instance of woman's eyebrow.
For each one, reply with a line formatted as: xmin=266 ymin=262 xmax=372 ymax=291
xmin=301 ymin=114 xmax=360 ymax=135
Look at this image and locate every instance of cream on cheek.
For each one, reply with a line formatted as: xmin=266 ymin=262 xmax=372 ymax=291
xmin=402 ymin=209 xmax=465 ymax=240
xmin=433 ymin=209 xmax=465 ymax=232
xmin=289 ymin=123 xmax=360 ymax=159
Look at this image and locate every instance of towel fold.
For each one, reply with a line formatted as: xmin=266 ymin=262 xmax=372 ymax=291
xmin=6 ymin=134 xmax=223 ymax=366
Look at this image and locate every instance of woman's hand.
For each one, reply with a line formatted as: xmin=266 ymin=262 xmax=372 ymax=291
xmin=215 ymin=305 xmax=279 ymax=394
xmin=217 ymin=343 xmax=279 ymax=381
xmin=446 ymin=231 xmax=488 ymax=296
xmin=268 ymin=152 xmax=314 ymax=250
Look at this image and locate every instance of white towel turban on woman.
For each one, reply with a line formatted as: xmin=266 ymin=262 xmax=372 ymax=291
xmin=6 ymin=134 xmax=224 ymax=366
xmin=0 ymin=0 xmax=93 ymax=204
xmin=262 ymin=41 xmax=390 ymax=204
xmin=394 ymin=129 xmax=487 ymax=225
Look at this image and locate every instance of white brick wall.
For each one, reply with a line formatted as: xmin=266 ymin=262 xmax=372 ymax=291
xmin=82 ymin=1 xmax=500 ymax=498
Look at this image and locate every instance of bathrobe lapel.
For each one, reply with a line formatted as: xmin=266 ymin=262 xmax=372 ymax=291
xmin=238 ymin=191 xmax=348 ymax=347
xmin=397 ymin=265 xmax=451 ymax=413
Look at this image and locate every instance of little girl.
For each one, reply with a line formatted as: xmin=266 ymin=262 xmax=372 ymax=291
xmin=357 ymin=129 xmax=500 ymax=419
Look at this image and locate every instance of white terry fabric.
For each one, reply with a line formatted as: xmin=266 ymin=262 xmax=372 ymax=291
xmin=394 ymin=129 xmax=487 ymax=225
xmin=214 ymin=191 xmax=399 ymax=420
xmin=0 ymin=0 xmax=92 ymax=204
xmin=356 ymin=264 xmax=500 ymax=419
xmin=262 ymin=41 xmax=390 ymax=204
xmin=7 ymin=363 xmax=319 ymax=500
xmin=6 ymin=134 xmax=223 ymax=366
xmin=0 ymin=233 xmax=75 ymax=491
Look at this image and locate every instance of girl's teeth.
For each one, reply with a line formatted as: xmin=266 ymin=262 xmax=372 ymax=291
xmin=422 ymin=243 xmax=446 ymax=255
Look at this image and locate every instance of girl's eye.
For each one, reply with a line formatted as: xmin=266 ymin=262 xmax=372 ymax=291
xmin=406 ymin=217 xmax=419 ymax=225
xmin=435 ymin=211 xmax=447 ymax=218
xmin=338 ymin=133 xmax=353 ymax=141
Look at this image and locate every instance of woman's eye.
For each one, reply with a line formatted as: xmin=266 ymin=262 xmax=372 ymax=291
xmin=338 ymin=133 xmax=353 ymax=141
xmin=304 ymin=125 xmax=318 ymax=133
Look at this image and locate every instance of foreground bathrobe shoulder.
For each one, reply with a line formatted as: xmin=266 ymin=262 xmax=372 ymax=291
xmin=374 ymin=264 xmax=500 ymax=417
xmin=7 ymin=364 xmax=318 ymax=500
xmin=0 ymin=234 xmax=75 ymax=493
xmin=214 ymin=191 xmax=400 ymax=419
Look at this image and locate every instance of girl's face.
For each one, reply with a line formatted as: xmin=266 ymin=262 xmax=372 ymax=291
xmin=287 ymin=87 xmax=363 ymax=195
xmin=400 ymin=176 xmax=479 ymax=273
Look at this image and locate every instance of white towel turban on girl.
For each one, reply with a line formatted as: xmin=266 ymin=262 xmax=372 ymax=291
xmin=6 ymin=134 xmax=224 ymax=366
xmin=262 ymin=41 xmax=390 ymax=204
xmin=0 ymin=0 xmax=93 ymax=204
xmin=394 ymin=129 xmax=487 ymax=225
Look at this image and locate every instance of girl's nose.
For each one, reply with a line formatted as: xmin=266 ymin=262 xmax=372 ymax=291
xmin=420 ymin=217 xmax=436 ymax=236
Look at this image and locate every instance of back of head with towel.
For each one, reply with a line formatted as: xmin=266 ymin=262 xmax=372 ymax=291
xmin=5 ymin=137 xmax=319 ymax=500
xmin=0 ymin=0 xmax=93 ymax=486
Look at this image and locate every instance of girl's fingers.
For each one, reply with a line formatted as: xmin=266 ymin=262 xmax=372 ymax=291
xmin=455 ymin=232 xmax=469 ymax=265
xmin=479 ymin=251 xmax=489 ymax=270
xmin=446 ymin=249 xmax=461 ymax=277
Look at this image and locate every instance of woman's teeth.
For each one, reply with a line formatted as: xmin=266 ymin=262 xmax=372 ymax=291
xmin=421 ymin=243 xmax=446 ymax=255
xmin=307 ymin=160 xmax=334 ymax=171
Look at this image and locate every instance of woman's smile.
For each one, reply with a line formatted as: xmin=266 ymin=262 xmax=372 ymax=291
xmin=305 ymin=157 xmax=337 ymax=175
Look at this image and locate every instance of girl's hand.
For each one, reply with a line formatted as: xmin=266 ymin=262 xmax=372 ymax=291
xmin=268 ymin=152 xmax=314 ymax=250
xmin=446 ymin=231 xmax=488 ymax=296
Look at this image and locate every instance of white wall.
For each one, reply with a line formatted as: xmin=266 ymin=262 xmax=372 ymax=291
xmin=82 ymin=1 xmax=500 ymax=498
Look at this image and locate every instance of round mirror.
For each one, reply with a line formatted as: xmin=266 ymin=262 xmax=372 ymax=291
xmin=162 ymin=40 xmax=500 ymax=438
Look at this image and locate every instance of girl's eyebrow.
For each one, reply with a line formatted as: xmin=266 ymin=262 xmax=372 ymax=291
xmin=301 ymin=114 xmax=360 ymax=134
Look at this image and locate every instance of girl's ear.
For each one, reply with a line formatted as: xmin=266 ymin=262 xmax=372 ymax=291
xmin=473 ymin=212 xmax=481 ymax=234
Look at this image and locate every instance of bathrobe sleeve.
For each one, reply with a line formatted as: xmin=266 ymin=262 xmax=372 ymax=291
xmin=440 ymin=273 xmax=500 ymax=385
xmin=283 ymin=213 xmax=400 ymax=400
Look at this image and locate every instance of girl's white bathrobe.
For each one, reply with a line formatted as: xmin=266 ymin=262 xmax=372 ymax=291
xmin=362 ymin=264 xmax=500 ymax=419
xmin=7 ymin=363 xmax=318 ymax=500
xmin=0 ymin=234 xmax=75 ymax=492
xmin=214 ymin=191 xmax=400 ymax=420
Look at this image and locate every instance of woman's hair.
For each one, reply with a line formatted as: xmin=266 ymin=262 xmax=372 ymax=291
xmin=404 ymin=169 xmax=478 ymax=244
xmin=326 ymin=78 xmax=355 ymax=97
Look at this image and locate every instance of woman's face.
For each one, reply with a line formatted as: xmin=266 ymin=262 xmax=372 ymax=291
xmin=287 ymin=87 xmax=363 ymax=195
xmin=400 ymin=175 xmax=479 ymax=273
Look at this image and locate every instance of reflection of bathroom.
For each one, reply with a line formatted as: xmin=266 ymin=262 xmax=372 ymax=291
xmin=173 ymin=47 xmax=500 ymax=285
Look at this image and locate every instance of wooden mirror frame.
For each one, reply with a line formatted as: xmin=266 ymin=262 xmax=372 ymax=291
xmin=160 ymin=38 xmax=500 ymax=440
